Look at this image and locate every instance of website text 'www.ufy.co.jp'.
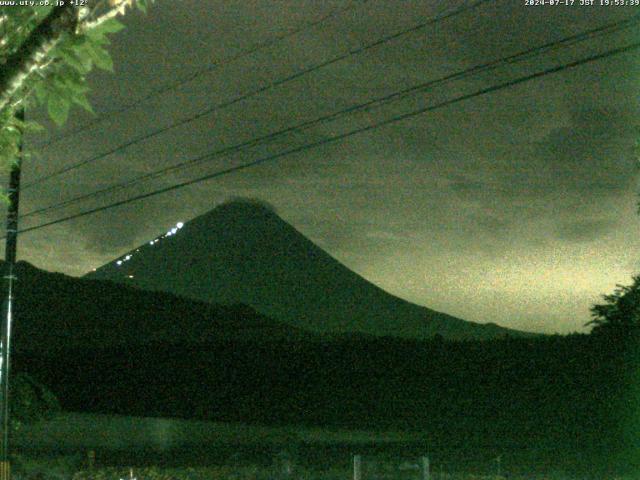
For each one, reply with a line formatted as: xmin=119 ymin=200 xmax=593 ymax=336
xmin=0 ymin=0 xmax=86 ymax=6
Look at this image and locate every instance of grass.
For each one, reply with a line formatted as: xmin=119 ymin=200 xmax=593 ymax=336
xmin=8 ymin=451 xmax=640 ymax=480
xmin=64 ymin=465 xmax=640 ymax=480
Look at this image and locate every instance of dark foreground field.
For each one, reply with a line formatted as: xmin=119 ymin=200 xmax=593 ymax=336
xmin=10 ymin=413 xmax=638 ymax=479
xmin=10 ymin=450 xmax=640 ymax=480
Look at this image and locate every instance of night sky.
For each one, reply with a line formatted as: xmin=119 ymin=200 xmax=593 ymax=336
xmin=8 ymin=0 xmax=640 ymax=334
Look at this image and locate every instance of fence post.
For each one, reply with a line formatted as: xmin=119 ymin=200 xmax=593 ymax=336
xmin=421 ymin=456 xmax=430 ymax=480
xmin=353 ymin=454 xmax=362 ymax=480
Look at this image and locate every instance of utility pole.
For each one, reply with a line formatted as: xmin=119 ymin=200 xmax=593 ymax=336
xmin=0 ymin=108 xmax=23 ymax=480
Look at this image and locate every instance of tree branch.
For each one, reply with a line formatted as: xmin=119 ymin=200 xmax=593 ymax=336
xmin=0 ymin=4 xmax=79 ymax=112
xmin=80 ymin=0 xmax=134 ymax=31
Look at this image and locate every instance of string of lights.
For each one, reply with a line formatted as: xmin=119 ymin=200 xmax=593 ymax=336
xmin=23 ymin=0 xmax=492 ymax=190
xmin=112 ymin=220 xmax=185 ymax=268
xmin=13 ymin=40 xmax=640 ymax=239
xmin=33 ymin=0 xmax=370 ymax=150
xmin=19 ymin=14 xmax=640 ymax=221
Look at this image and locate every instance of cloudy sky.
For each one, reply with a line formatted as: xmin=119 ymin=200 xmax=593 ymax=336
xmin=10 ymin=0 xmax=640 ymax=334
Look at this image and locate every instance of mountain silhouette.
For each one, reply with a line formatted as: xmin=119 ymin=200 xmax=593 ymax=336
xmin=86 ymin=199 xmax=532 ymax=340
xmin=4 ymin=260 xmax=309 ymax=353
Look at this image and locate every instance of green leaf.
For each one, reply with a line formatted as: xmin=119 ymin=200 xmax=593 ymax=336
xmin=9 ymin=115 xmax=43 ymax=134
xmin=136 ymin=0 xmax=148 ymax=13
xmin=51 ymin=77 xmax=75 ymax=103
xmin=65 ymin=38 xmax=95 ymax=71
xmin=58 ymin=48 xmax=91 ymax=74
xmin=99 ymin=18 xmax=125 ymax=34
xmin=22 ymin=120 xmax=44 ymax=133
xmin=86 ymin=42 xmax=113 ymax=72
xmin=33 ymin=82 xmax=47 ymax=105
xmin=47 ymin=95 xmax=70 ymax=126
xmin=1 ymin=125 xmax=21 ymax=146
xmin=72 ymin=92 xmax=95 ymax=115
xmin=86 ymin=18 xmax=124 ymax=48
xmin=56 ymin=67 xmax=89 ymax=93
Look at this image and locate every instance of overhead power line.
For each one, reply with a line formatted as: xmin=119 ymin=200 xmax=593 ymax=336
xmin=20 ymin=14 xmax=640 ymax=221
xmin=35 ymin=0 xmax=369 ymax=150
xmin=15 ymin=40 xmax=640 ymax=238
xmin=24 ymin=0 xmax=491 ymax=190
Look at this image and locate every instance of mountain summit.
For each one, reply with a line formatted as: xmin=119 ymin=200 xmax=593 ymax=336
xmin=86 ymin=199 xmax=531 ymax=340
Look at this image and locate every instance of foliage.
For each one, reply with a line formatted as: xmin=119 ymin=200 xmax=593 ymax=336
xmin=10 ymin=372 xmax=60 ymax=432
xmin=72 ymin=465 xmax=345 ymax=480
xmin=0 ymin=110 xmax=41 ymax=177
xmin=14 ymin=334 xmax=638 ymax=474
xmin=0 ymin=0 xmax=154 ymax=197
xmin=12 ymin=453 xmax=82 ymax=480
xmin=588 ymin=274 xmax=640 ymax=335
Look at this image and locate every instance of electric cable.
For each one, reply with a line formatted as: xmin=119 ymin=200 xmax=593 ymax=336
xmin=24 ymin=0 xmax=491 ymax=189
xmin=15 ymin=40 xmax=640 ymax=237
xmin=20 ymin=15 xmax=640 ymax=220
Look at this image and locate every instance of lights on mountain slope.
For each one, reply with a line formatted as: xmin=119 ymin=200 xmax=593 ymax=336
xmin=115 ymin=221 xmax=184 ymax=267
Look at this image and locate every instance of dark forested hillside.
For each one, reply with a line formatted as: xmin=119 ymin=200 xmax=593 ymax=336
xmin=15 ymin=331 xmax=640 ymax=474
xmin=7 ymin=260 xmax=311 ymax=353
